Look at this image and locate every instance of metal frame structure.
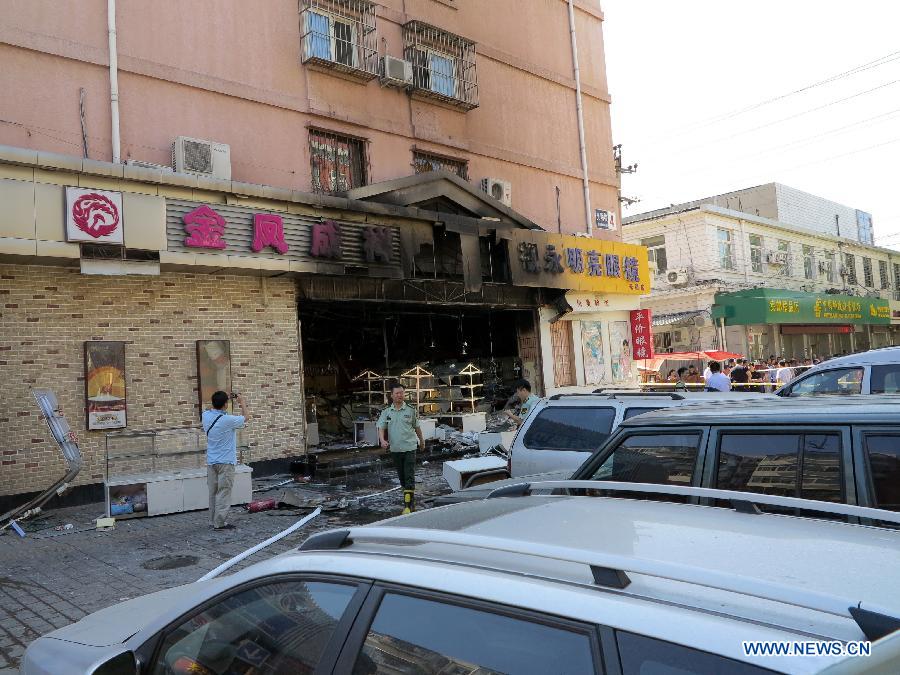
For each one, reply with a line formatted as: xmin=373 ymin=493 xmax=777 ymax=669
xmin=299 ymin=0 xmax=378 ymax=81
xmin=403 ymin=20 xmax=478 ymax=110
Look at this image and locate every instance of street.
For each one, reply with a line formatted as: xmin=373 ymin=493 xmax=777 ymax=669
xmin=0 ymin=463 xmax=450 ymax=673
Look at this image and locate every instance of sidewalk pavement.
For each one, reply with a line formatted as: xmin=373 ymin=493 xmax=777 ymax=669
xmin=0 ymin=462 xmax=450 ymax=673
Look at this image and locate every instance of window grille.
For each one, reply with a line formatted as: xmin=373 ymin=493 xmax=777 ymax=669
xmin=863 ymin=257 xmax=874 ymax=287
xmin=300 ymin=0 xmax=378 ymax=80
xmin=309 ymin=129 xmax=367 ymax=194
xmin=413 ymin=150 xmax=468 ymax=179
xmin=403 ymin=21 xmax=478 ymax=110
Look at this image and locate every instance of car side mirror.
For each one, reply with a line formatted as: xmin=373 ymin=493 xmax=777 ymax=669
xmin=91 ymin=649 xmax=139 ymax=675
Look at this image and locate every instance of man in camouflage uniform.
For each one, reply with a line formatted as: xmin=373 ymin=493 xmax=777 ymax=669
xmin=377 ymin=382 xmax=424 ymax=513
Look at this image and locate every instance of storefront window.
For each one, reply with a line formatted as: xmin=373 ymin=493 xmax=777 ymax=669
xmin=748 ymin=234 xmax=763 ymax=273
xmin=802 ymin=245 xmax=814 ymax=280
xmin=718 ymin=229 xmax=734 ymax=270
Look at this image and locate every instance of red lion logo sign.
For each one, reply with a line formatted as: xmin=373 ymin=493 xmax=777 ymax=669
xmin=71 ymin=192 xmax=120 ymax=238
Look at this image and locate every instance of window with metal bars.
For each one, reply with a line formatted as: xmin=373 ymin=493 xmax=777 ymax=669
xmin=413 ymin=151 xmax=468 ymax=179
xmin=403 ymin=21 xmax=478 ymax=110
xmin=862 ymin=257 xmax=874 ymax=287
xmin=300 ymin=0 xmax=378 ymax=80
xmin=309 ymin=129 xmax=367 ymax=194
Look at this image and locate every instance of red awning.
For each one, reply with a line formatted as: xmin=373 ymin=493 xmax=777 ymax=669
xmin=636 ymin=350 xmax=743 ymax=372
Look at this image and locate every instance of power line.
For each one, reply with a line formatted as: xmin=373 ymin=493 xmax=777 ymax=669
xmin=650 ymin=49 xmax=900 ymax=141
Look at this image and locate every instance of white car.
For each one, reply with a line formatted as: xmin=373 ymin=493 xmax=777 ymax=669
xmin=777 ymin=347 xmax=900 ymax=397
xmin=20 ymin=484 xmax=900 ymax=675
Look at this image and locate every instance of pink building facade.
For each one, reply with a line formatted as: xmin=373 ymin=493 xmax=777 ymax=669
xmin=0 ymin=0 xmax=619 ymax=235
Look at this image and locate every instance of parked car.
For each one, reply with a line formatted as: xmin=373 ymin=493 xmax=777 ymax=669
xmin=20 ymin=485 xmax=900 ymax=674
xmin=435 ymin=395 xmax=900 ymax=508
xmin=436 ymin=391 xmax=776 ymax=504
xmin=509 ymin=390 xmax=777 ymax=478
xmin=776 ymin=346 xmax=900 ymax=397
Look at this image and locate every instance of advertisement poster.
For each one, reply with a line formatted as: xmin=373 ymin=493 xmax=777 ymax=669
xmin=580 ymin=321 xmax=606 ymax=385
xmin=609 ymin=321 xmax=633 ymax=383
xmin=197 ymin=340 xmax=232 ymax=415
xmin=84 ymin=342 xmax=127 ymax=430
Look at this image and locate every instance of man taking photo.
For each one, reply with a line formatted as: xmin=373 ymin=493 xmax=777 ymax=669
xmin=203 ymin=391 xmax=249 ymax=530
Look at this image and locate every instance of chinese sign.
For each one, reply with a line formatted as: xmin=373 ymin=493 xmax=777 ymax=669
xmin=714 ymin=290 xmax=891 ymax=325
xmin=630 ymin=309 xmax=653 ymax=360
xmin=66 ymin=187 xmax=124 ymax=244
xmin=505 ymin=231 xmax=649 ymax=294
xmin=166 ymin=200 xmax=399 ymax=270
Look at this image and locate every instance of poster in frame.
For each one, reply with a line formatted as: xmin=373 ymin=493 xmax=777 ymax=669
xmin=196 ymin=340 xmax=233 ymax=416
xmin=84 ymin=341 xmax=127 ymax=430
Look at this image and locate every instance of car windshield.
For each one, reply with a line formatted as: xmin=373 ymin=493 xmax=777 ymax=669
xmin=522 ymin=407 xmax=616 ymax=451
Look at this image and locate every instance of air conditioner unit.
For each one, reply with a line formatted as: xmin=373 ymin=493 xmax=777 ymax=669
xmin=666 ymin=269 xmax=690 ymax=286
xmin=172 ymin=136 xmax=231 ymax=180
xmin=125 ymin=159 xmax=173 ymax=172
xmin=481 ymin=178 xmax=512 ymax=207
xmin=380 ymin=55 xmax=413 ymax=88
xmin=766 ymin=252 xmax=788 ymax=265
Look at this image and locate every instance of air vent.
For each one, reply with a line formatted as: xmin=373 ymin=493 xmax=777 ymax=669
xmin=172 ymin=136 xmax=232 ymax=179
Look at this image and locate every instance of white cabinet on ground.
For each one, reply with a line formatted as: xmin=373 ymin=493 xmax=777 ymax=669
xmin=147 ymin=476 xmax=185 ymax=516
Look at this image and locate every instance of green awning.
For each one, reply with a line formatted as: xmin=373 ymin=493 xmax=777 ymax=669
xmin=713 ymin=288 xmax=890 ymax=326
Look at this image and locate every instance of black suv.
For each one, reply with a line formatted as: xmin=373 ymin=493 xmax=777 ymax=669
xmin=570 ymin=396 xmax=900 ymax=514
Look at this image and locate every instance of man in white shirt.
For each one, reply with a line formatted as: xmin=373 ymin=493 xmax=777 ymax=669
xmin=703 ymin=364 xmax=712 ymax=383
xmin=775 ymin=360 xmax=794 ymax=387
xmin=705 ymin=361 xmax=731 ymax=392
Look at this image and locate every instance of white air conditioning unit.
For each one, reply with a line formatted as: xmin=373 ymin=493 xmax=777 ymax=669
xmin=172 ymin=136 xmax=231 ymax=180
xmin=380 ymin=55 xmax=413 ymax=87
xmin=481 ymin=178 xmax=512 ymax=207
xmin=125 ymin=159 xmax=173 ymax=172
xmin=666 ymin=269 xmax=690 ymax=286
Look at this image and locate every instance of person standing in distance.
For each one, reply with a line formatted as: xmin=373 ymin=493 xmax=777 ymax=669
xmin=203 ymin=391 xmax=249 ymax=530
xmin=705 ymin=361 xmax=731 ymax=392
xmin=504 ymin=379 xmax=541 ymax=426
xmin=377 ymin=383 xmax=424 ymax=514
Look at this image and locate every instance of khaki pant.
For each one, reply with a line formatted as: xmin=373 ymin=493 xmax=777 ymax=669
xmin=207 ymin=463 xmax=235 ymax=528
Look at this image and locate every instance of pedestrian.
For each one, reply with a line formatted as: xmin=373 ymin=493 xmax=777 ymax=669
xmin=686 ymin=365 xmax=703 ymax=387
xmin=665 ymin=369 xmax=677 ymax=383
xmin=674 ymin=367 xmax=688 ymax=391
xmin=730 ymin=358 xmax=750 ymax=391
xmin=703 ymin=362 xmax=713 ymax=383
xmin=377 ymin=382 xmax=424 ymax=514
xmin=775 ymin=360 xmax=794 ymax=387
xmin=203 ymin=391 xmax=249 ymax=531
xmin=705 ymin=361 xmax=731 ymax=392
xmin=504 ymin=379 xmax=541 ymax=426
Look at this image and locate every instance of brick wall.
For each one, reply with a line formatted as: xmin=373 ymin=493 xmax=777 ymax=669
xmin=0 ymin=264 xmax=303 ymax=497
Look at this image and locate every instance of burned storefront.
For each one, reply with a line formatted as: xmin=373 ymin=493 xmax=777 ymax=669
xmin=297 ymin=173 xmax=551 ymax=445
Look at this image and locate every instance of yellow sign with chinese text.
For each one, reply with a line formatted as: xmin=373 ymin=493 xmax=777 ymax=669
xmin=505 ymin=231 xmax=650 ymax=294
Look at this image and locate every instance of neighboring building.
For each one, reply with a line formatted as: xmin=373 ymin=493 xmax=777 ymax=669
xmin=632 ymin=183 xmax=875 ymax=245
xmin=0 ymin=0 xmax=619 ymax=236
xmin=0 ymin=2 xmax=646 ymax=504
xmin=623 ymin=193 xmax=900 ymax=361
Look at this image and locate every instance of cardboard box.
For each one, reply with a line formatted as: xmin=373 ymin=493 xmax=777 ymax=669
xmin=442 ymin=456 xmax=507 ymax=492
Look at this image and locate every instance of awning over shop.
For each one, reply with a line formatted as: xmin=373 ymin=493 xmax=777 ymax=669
xmin=652 ymin=310 xmax=705 ymax=326
xmin=713 ymin=288 xmax=890 ymax=326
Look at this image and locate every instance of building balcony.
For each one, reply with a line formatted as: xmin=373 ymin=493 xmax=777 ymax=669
xmin=300 ymin=0 xmax=379 ymax=83
xmin=403 ymin=20 xmax=479 ymax=111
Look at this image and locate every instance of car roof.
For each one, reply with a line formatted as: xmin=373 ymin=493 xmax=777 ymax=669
xmin=543 ymin=392 xmax=778 ymax=405
xmin=806 ymin=347 xmax=900 ymax=369
xmin=296 ymin=496 xmax=900 ymax=642
xmin=618 ymin=395 xmax=900 ymax=426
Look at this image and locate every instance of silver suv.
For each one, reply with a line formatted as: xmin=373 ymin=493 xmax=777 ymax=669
xmin=21 ymin=485 xmax=900 ymax=674
xmin=509 ymin=391 xmax=776 ymax=478
xmin=777 ymin=347 xmax=900 ymax=397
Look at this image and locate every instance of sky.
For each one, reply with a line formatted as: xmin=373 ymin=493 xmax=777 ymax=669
xmin=602 ymin=0 xmax=900 ymax=250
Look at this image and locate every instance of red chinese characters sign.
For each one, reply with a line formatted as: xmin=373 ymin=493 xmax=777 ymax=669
xmin=630 ymin=309 xmax=653 ymax=360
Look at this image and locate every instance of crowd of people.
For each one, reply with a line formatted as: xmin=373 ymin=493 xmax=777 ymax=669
xmin=662 ymin=355 xmax=825 ymax=392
